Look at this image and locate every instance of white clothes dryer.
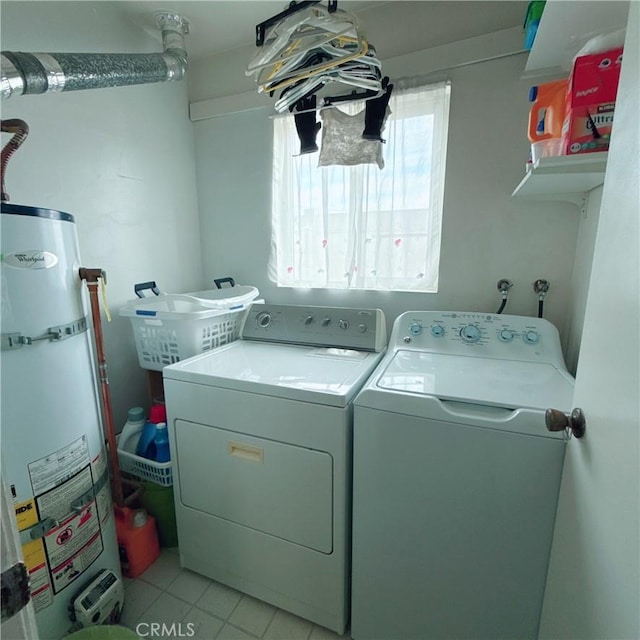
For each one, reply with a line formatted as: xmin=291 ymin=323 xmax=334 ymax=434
xmin=350 ymin=311 xmax=575 ymax=640
xmin=163 ymin=304 xmax=386 ymax=634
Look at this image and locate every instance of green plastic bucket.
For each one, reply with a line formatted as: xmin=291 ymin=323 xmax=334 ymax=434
xmin=140 ymin=481 xmax=178 ymax=548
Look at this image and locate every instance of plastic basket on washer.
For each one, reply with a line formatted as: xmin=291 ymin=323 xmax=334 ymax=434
xmin=119 ymin=278 xmax=260 ymax=371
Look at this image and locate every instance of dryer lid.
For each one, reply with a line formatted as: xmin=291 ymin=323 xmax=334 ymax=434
xmin=376 ymin=350 xmax=574 ymax=411
xmin=164 ymin=340 xmax=384 ymax=407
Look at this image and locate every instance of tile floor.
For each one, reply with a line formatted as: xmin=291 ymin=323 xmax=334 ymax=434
xmin=120 ymin=547 xmax=351 ymax=640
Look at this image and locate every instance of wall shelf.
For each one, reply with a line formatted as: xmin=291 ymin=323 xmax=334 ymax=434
xmin=523 ymin=0 xmax=629 ymax=78
xmin=513 ymin=0 xmax=625 ymax=204
xmin=512 ymin=153 xmax=608 ymax=205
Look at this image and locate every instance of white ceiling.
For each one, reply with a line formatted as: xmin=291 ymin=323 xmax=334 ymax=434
xmin=121 ymin=1 xmax=528 ymax=63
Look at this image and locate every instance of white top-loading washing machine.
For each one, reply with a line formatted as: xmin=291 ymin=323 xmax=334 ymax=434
xmin=351 ymin=311 xmax=575 ymax=640
xmin=163 ymin=304 xmax=386 ymax=634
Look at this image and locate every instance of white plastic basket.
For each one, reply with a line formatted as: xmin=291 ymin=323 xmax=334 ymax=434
xmin=120 ymin=285 xmax=260 ymax=371
xmin=187 ymin=285 xmax=259 ymax=309
xmin=116 ymin=436 xmax=172 ymax=486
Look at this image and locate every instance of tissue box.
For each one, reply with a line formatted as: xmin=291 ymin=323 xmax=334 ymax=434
xmin=562 ymin=46 xmax=623 ymax=155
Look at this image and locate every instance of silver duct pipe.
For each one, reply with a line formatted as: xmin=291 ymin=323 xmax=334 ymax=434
xmin=1 ymin=12 xmax=189 ymax=99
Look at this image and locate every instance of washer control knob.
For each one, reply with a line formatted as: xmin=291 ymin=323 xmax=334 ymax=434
xmin=339 ymin=319 xmax=349 ymax=330
xmin=321 ymin=317 xmax=331 ymax=327
xmin=430 ymin=325 xmax=445 ymax=337
xmin=523 ymin=330 xmax=540 ymax=345
xmin=257 ymin=312 xmax=271 ymax=328
xmin=460 ymin=324 xmax=482 ymax=343
xmin=409 ymin=322 xmax=423 ymax=336
xmin=358 ymin=324 xmax=367 ymax=333
xmin=304 ymin=315 xmax=314 ymax=325
xmin=498 ymin=329 xmax=514 ymax=343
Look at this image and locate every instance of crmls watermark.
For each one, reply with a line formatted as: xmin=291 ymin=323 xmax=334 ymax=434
xmin=136 ymin=622 xmax=196 ymax=637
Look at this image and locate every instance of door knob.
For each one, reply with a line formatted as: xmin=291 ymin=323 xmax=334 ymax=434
xmin=545 ymin=407 xmax=586 ymax=439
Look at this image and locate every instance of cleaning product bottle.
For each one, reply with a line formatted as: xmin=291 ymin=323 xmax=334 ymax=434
xmin=528 ymin=78 xmax=569 ymax=141
xmin=114 ymin=506 xmax=160 ymax=578
xmin=153 ymin=422 xmax=171 ymax=463
xmin=136 ymin=404 xmax=167 ymax=459
xmin=119 ymin=406 xmax=146 ymax=453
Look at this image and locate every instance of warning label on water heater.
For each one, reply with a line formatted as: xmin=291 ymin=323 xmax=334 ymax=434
xmin=28 ymin=435 xmax=90 ymax=496
xmin=35 ymin=466 xmax=93 ymax=523
xmin=23 ymin=435 xmax=105 ymax=598
xmin=22 ymin=539 xmax=54 ymax=613
xmin=44 ymin=502 xmax=103 ymax=594
xmin=91 ymin=449 xmax=113 ymax=525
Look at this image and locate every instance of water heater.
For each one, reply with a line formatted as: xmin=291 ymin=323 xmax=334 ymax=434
xmin=1 ymin=203 xmax=122 ymax=639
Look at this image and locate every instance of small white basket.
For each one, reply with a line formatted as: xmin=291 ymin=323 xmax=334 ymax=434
xmin=116 ymin=436 xmax=173 ymax=486
xmin=120 ymin=285 xmax=260 ymax=371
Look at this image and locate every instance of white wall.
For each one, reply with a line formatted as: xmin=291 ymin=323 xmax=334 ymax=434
xmin=1 ymin=2 xmax=204 ymax=429
xmin=192 ymin=27 xmax=582 ymax=342
xmin=563 ymin=187 xmax=603 ymax=373
xmin=539 ymin=3 xmax=639 ymax=636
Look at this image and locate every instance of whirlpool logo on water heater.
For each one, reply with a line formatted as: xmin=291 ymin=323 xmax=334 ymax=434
xmin=2 ymin=250 xmax=58 ymax=269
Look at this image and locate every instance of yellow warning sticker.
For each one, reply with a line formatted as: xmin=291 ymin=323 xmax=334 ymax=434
xmin=22 ymin=538 xmax=46 ymax=570
xmin=14 ymin=498 xmax=38 ymax=532
xmin=22 ymin=539 xmax=53 ymax=613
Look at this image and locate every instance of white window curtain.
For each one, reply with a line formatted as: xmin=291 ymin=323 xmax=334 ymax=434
xmin=269 ymin=81 xmax=451 ymax=292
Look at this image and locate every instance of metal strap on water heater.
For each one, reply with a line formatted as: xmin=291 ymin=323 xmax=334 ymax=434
xmin=1 ymin=315 xmax=88 ymax=350
xmin=18 ymin=467 xmax=111 ymax=544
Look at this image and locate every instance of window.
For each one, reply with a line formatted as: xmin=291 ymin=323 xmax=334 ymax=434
xmin=269 ymin=81 xmax=450 ymax=292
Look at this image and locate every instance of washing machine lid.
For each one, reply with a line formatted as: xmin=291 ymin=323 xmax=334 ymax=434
xmin=164 ymin=340 xmax=384 ymax=407
xmin=376 ymin=350 xmax=574 ymax=411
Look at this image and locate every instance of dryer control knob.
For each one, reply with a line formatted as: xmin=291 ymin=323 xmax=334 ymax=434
xmin=339 ymin=320 xmax=349 ymax=330
xmin=523 ymin=330 xmax=540 ymax=345
xmin=257 ymin=312 xmax=272 ymax=328
xmin=358 ymin=324 xmax=367 ymax=333
xmin=321 ymin=317 xmax=331 ymax=327
xmin=304 ymin=315 xmax=314 ymax=325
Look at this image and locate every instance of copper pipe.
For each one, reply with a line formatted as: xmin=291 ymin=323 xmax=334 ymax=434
xmin=79 ymin=267 xmax=124 ymax=508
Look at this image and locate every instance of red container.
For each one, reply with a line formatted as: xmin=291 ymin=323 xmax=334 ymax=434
xmin=114 ymin=506 xmax=160 ymax=578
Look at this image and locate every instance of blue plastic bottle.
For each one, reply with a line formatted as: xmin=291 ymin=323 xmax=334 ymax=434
xmin=136 ymin=420 xmax=157 ymax=459
xmin=136 ymin=404 xmax=166 ymax=459
xmin=153 ymin=422 xmax=170 ymax=463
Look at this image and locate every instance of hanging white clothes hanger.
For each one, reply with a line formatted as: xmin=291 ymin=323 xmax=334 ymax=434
xmin=247 ymin=0 xmax=386 ymax=114
xmin=246 ymin=5 xmax=358 ymax=76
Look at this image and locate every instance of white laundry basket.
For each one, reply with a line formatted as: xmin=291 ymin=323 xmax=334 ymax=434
xmin=120 ymin=280 xmax=260 ymax=371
